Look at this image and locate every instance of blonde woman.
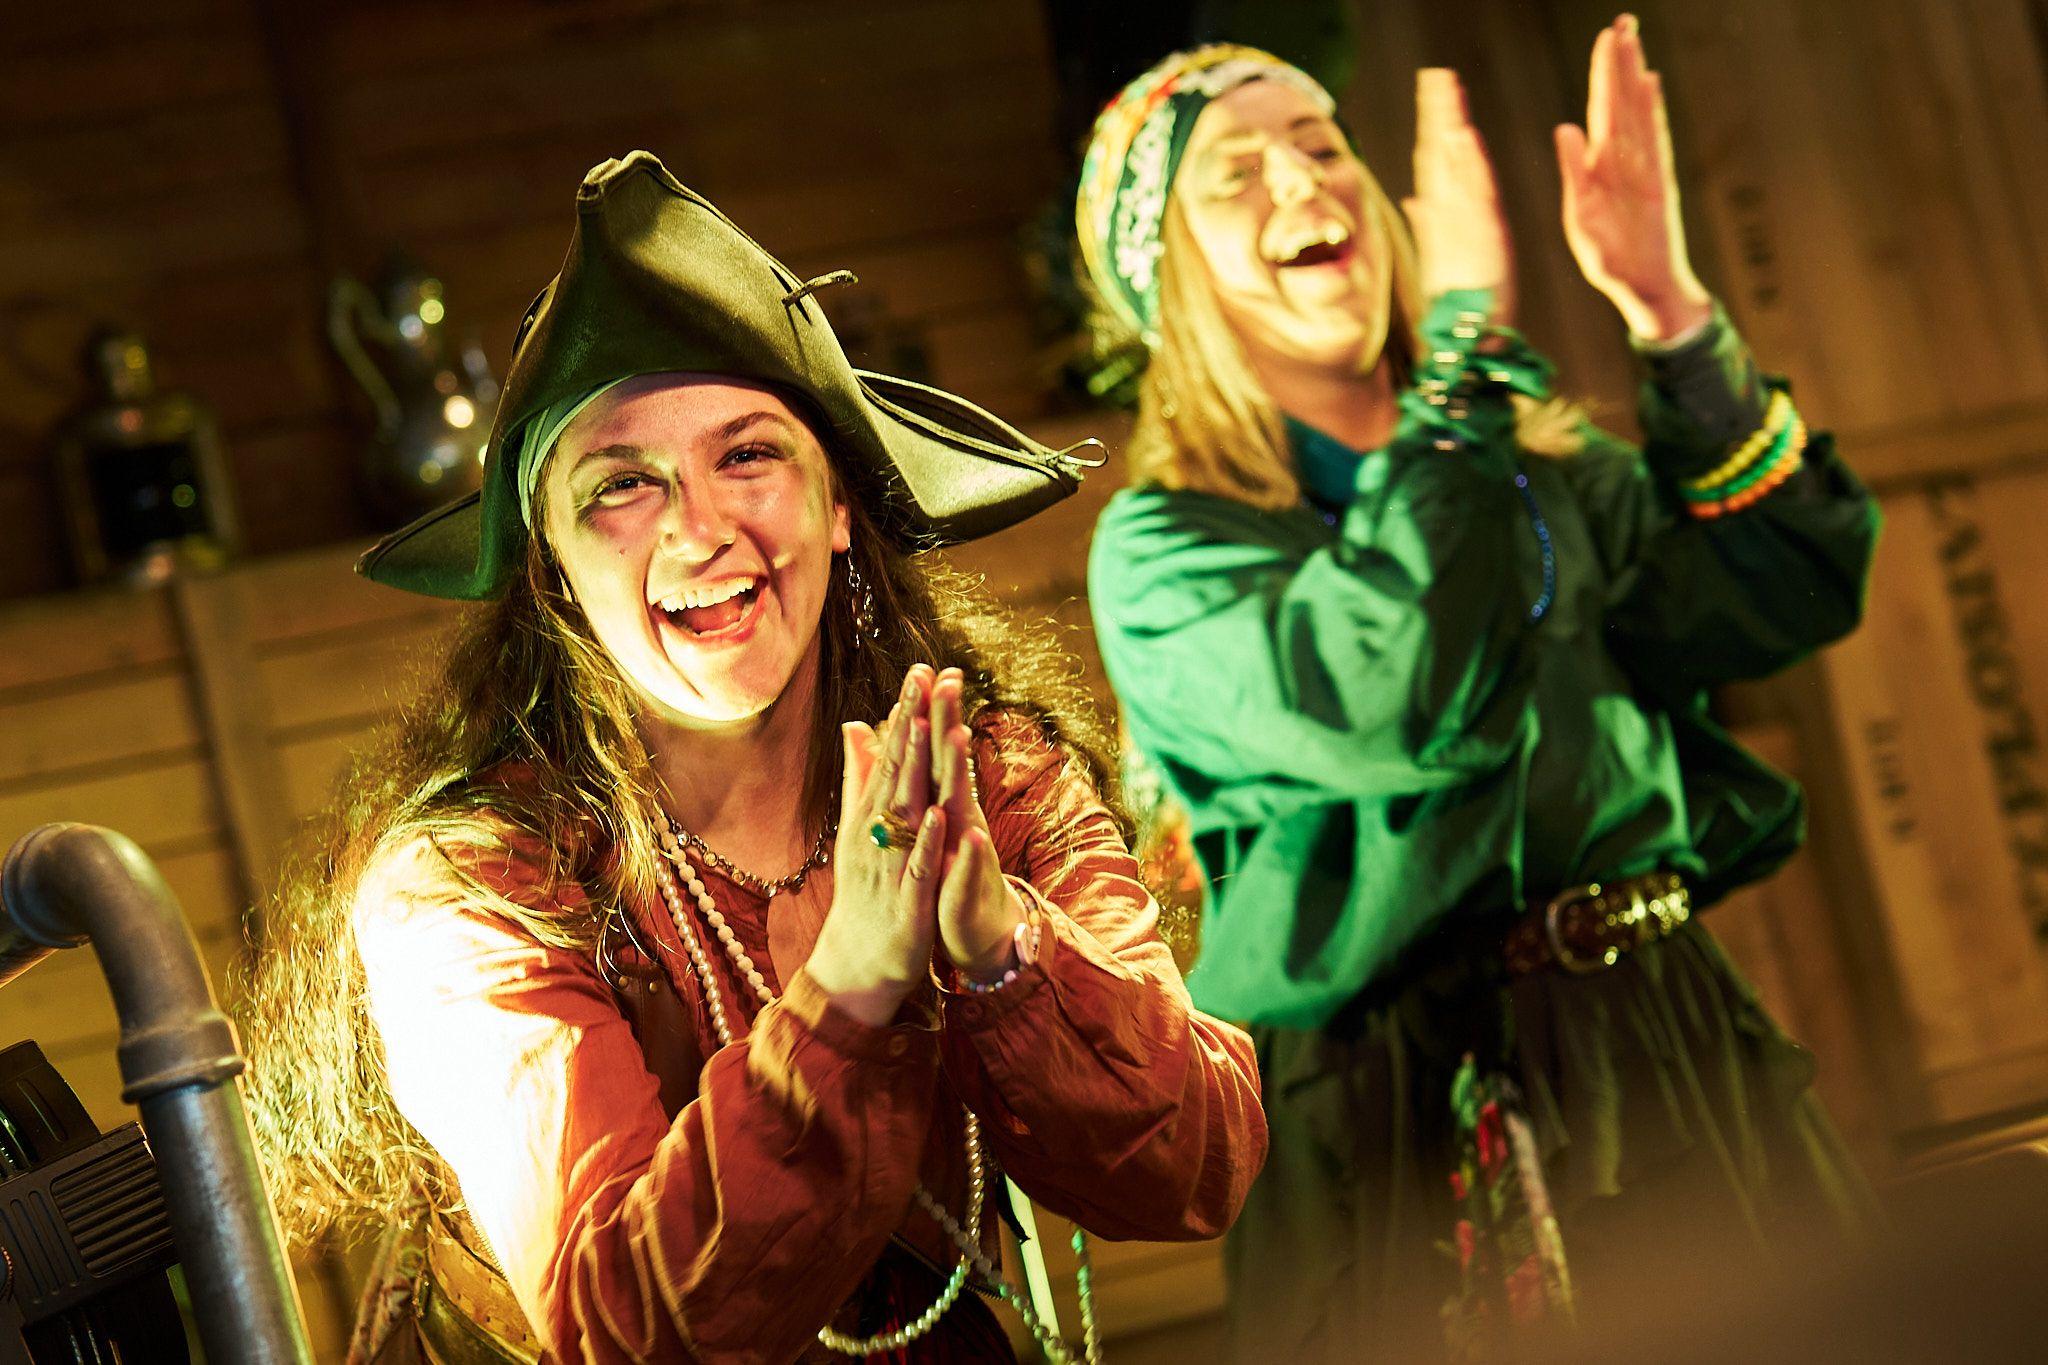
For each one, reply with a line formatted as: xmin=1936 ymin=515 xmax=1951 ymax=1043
xmin=241 ymin=152 xmax=1266 ymax=1364
xmin=1081 ymin=22 xmax=1878 ymax=1361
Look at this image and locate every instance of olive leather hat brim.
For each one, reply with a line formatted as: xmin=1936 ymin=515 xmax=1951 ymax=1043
xmin=355 ymin=151 xmax=1091 ymax=601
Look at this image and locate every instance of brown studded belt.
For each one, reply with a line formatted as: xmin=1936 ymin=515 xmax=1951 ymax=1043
xmin=1503 ymin=871 xmax=1692 ymax=978
xmin=418 ymin=1212 xmax=543 ymax=1364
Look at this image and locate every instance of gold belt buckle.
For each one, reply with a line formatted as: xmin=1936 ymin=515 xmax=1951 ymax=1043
xmin=1543 ymin=882 xmax=1623 ymax=975
xmin=1543 ymin=874 xmax=1689 ymax=976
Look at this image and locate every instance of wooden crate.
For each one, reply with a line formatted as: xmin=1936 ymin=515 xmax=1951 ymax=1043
xmin=1816 ymin=465 xmax=2048 ymax=1123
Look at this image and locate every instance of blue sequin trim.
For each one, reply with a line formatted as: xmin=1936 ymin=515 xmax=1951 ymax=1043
xmin=1512 ymin=471 xmax=1556 ymax=623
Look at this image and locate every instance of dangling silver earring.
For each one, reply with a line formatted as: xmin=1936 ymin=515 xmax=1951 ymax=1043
xmin=845 ymin=555 xmax=878 ymax=646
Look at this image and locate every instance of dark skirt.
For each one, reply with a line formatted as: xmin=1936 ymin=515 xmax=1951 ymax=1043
xmin=1221 ymin=919 xmax=1876 ymax=1363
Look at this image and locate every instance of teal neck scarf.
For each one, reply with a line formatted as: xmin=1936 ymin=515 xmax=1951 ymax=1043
xmin=1285 ymin=416 xmax=1368 ymax=511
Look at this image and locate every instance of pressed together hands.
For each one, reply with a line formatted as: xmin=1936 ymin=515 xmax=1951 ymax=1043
xmin=1409 ymin=13 xmax=1714 ymax=343
xmin=807 ymin=665 xmax=1028 ymax=1026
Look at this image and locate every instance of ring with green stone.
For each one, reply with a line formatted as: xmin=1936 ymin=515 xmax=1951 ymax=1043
xmin=869 ymin=810 xmax=917 ymax=850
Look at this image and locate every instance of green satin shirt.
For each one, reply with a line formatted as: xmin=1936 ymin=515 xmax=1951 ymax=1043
xmin=1087 ymin=294 xmax=1881 ymax=1029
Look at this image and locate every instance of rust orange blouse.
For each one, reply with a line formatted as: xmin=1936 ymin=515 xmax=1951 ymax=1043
xmin=354 ymin=713 xmax=1267 ymax=1363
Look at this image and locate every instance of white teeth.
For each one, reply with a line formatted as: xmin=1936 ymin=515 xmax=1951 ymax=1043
xmin=657 ymin=577 xmax=758 ymax=612
xmin=1277 ymin=223 xmax=1349 ymax=264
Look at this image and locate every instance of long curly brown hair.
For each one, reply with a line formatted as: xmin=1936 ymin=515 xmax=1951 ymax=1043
xmin=234 ymin=459 xmax=1131 ymax=1252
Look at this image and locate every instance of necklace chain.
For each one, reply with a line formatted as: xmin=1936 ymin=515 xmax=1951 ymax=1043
xmin=650 ymin=821 xmax=1099 ymax=1362
xmin=667 ymin=815 xmax=834 ymax=898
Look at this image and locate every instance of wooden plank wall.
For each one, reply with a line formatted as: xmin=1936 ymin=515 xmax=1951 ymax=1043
xmin=0 ymin=0 xmax=352 ymax=591
xmin=0 ymin=571 xmax=379 ymax=1350
xmin=1816 ymin=468 xmax=2048 ymax=1123
xmin=0 ymin=0 xmax=1063 ymax=599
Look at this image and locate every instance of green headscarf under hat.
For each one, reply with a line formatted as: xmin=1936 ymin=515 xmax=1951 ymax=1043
xmin=512 ymin=383 xmax=623 ymax=530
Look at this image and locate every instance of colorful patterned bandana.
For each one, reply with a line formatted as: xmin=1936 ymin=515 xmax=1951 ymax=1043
xmin=1076 ymin=44 xmax=1336 ymax=344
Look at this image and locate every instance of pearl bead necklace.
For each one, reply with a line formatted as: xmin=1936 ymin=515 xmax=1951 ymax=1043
xmin=652 ymin=822 xmax=1100 ymax=1363
xmin=653 ymin=826 xmax=980 ymax=1356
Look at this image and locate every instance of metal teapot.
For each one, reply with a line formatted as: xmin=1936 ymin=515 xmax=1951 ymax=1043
xmin=328 ymin=256 xmax=499 ymax=527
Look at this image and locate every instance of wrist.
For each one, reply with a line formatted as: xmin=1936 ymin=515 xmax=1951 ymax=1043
xmin=806 ymin=928 xmax=914 ymax=1025
xmin=951 ymin=908 xmax=1025 ymax=982
xmin=956 ymin=930 xmax=1022 ymax=985
xmin=824 ymin=983 xmax=905 ymax=1028
xmin=1622 ymin=279 xmax=1713 ymax=344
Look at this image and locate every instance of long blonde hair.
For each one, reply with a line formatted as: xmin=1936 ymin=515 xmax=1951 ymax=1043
xmin=1119 ymin=155 xmax=1581 ymax=507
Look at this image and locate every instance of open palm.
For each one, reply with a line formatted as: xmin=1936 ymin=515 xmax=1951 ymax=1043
xmin=1404 ymin=68 xmax=1515 ymax=323
xmin=1554 ymin=15 xmax=1712 ymax=341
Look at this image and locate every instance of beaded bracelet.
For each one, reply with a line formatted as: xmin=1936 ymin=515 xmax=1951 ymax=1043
xmin=1682 ymin=389 xmax=1793 ymax=494
xmin=1690 ymin=416 xmax=1808 ymax=519
xmin=953 ymin=919 xmax=1042 ymax=995
xmin=957 ymin=965 xmax=1020 ymax=995
xmin=1684 ymin=409 xmax=1798 ymax=503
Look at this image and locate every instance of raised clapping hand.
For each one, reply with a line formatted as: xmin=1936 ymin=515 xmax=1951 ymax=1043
xmin=807 ymin=665 xmax=1026 ymax=1026
xmin=1401 ymin=16 xmax=1713 ymax=344
xmin=1554 ymin=14 xmax=1714 ymax=342
xmin=1404 ymin=67 xmax=1516 ymax=325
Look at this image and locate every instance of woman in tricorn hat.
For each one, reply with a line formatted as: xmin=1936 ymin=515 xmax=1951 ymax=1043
xmin=239 ymin=151 xmax=1266 ymax=1363
xmin=1080 ymin=20 xmax=1879 ymax=1362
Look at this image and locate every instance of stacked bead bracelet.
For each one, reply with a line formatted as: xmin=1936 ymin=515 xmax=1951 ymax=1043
xmin=950 ymin=919 xmax=1041 ymax=995
xmin=1681 ymin=389 xmax=1808 ymax=519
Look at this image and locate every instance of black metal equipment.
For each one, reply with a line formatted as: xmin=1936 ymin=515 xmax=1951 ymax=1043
xmin=0 ymin=1042 xmax=187 ymax=1363
xmin=0 ymin=823 xmax=313 ymax=1363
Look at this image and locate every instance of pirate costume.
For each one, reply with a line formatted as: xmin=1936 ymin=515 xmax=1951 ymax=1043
xmin=345 ymin=151 xmax=1267 ymax=1363
xmin=1078 ymin=46 xmax=1880 ymax=1361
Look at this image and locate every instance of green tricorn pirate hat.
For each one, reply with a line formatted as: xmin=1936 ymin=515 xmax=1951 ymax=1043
xmin=357 ymin=150 xmax=1101 ymax=600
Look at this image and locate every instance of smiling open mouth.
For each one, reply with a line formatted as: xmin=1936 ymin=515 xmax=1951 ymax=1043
xmin=1281 ymin=239 xmax=1352 ymax=268
xmin=657 ymin=578 xmax=763 ymax=637
xmin=1271 ymin=221 xmax=1355 ymax=270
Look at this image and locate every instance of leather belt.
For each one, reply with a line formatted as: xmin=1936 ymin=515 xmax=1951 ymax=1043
xmin=418 ymin=1213 xmax=543 ymax=1365
xmin=1503 ymin=871 xmax=1691 ymax=978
